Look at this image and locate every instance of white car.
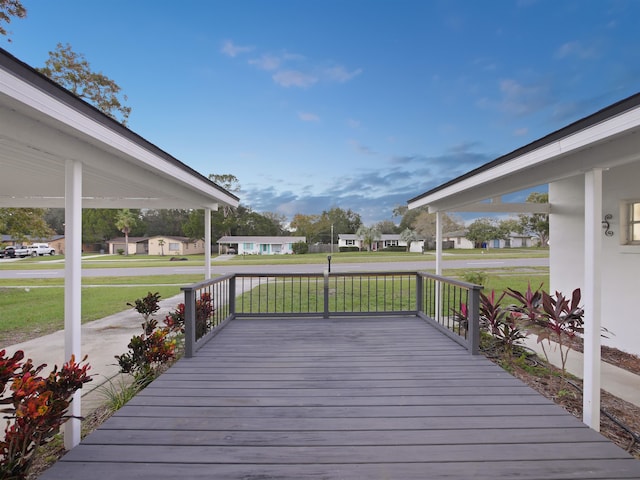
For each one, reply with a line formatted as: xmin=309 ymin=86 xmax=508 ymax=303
xmin=27 ymin=243 xmax=56 ymax=256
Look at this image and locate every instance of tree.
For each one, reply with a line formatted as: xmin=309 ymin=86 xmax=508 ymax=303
xmin=413 ymin=210 xmax=465 ymax=240
xmin=466 ymin=218 xmax=501 ymax=249
xmin=209 ymin=174 xmax=240 ymax=228
xmin=82 ymin=209 xmax=120 ymax=245
xmin=0 ymin=208 xmax=53 ymax=243
xmin=37 ymin=43 xmax=131 ymax=125
xmin=115 ymin=208 xmax=138 ymax=255
xmin=182 ymin=209 xmax=205 ymax=241
xmin=0 ymin=0 xmax=26 ymax=40
xmin=400 ymin=228 xmax=420 ymax=252
xmin=261 ymin=211 xmax=287 ymax=235
xmin=158 ymin=239 xmax=165 ymax=256
xmin=141 ymin=209 xmax=191 ymax=237
xmin=356 ymin=225 xmax=381 ymax=252
xmin=518 ymin=192 xmax=549 ymax=247
xmin=290 ymin=213 xmax=321 ymax=243
xmin=44 ymin=208 xmax=65 ymax=235
xmin=375 ymin=220 xmax=399 ymax=234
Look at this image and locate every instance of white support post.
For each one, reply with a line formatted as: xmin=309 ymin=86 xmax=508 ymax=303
xmin=583 ymin=169 xmax=603 ymax=431
xmin=204 ymin=207 xmax=212 ymax=280
xmin=435 ymin=211 xmax=442 ymax=323
xmin=435 ymin=211 xmax=442 ymax=276
xmin=64 ymin=159 xmax=82 ymax=449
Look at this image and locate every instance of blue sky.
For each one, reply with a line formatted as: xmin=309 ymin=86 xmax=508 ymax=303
xmin=4 ymin=0 xmax=640 ymax=224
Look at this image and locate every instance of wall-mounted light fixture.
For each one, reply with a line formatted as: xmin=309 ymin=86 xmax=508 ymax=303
xmin=602 ymin=214 xmax=614 ymax=237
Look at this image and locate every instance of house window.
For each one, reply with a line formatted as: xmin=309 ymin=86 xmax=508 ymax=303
xmin=345 ymin=239 xmax=355 ymax=246
xmin=243 ymin=243 xmax=253 ymax=250
xmin=629 ymin=202 xmax=640 ymax=243
xmin=385 ymin=240 xmax=398 ymax=247
xmin=168 ymin=242 xmax=180 ymax=251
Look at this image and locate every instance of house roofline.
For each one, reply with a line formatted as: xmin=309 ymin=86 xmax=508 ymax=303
xmin=0 ymin=48 xmax=239 ymax=203
xmin=408 ymin=91 xmax=640 ymax=204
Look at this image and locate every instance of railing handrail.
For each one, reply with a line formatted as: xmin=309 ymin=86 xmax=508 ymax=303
xmin=182 ymin=271 xmax=482 ymax=357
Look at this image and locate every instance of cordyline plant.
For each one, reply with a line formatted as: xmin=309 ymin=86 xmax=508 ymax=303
xmin=528 ymin=288 xmax=585 ymax=376
xmin=0 ymin=350 xmax=92 ymax=479
xmin=479 ymin=290 xmax=528 ymax=360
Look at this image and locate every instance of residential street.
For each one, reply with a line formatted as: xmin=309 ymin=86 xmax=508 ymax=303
xmin=0 ymin=256 xmax=549 ymax=279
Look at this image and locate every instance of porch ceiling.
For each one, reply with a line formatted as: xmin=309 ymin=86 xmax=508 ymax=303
xmin=0 ymin=49 xmax=239 ymax=211
xmin=408 ymin=93 xmax=640 ymax=213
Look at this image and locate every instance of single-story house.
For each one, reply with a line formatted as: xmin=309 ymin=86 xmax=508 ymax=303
xmin=107 ymin=236 xmax=149 ymax=255
xmin=217 ymin=236 xmax=306 ymax=255
xmin=148 ymin=236 xmax=204 ymax=256
xmin=443 ymin=230 xmax=538 ymax=249
xmin=338 ymin=233 xmax=425 ymax=253
xmin=442 ymin=231 xmax=475 ymax=249
xmin=407 ymin=91 xmax=640 ymax=430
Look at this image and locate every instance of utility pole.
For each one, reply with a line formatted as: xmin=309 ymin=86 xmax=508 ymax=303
xmin=331 ymin=224 xmax=334 ymax=254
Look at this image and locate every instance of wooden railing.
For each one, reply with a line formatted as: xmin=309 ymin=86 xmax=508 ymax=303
xmin=182 ymin=271 xmax=481 ymax=356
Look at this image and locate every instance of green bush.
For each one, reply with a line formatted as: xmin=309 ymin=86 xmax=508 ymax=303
xmin=339 ymin=246 xmax=360 ymax=252
xmin=292 ymin=241 xmax=308 ymax=254
xmin=461 ymin=271 xmax=487 ymax=286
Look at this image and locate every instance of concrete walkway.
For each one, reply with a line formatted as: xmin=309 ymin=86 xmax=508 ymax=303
xmin=523 ymin=336 xmax=640 ymax=407
xmin=3 ymin=293 xmax=185 ymax=415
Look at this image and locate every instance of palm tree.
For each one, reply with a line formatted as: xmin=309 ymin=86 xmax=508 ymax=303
xmin=158 ymin=239 xmax=165 ymax=256
xmin=356 ymin=225 xmax=382 ymax=252
xmin=115 ymin=209 xmax=137 ymax=256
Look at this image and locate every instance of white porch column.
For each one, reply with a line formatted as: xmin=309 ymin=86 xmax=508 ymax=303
xmin=435 ymin=211 xmax=442 ymax=275
xmin=64 ymin=159 xmax=82 ymax=449
xmin=204 ymin=207 xmax=212 ymax=280
xmin=583 ymin=168 xmax=603 ymax=431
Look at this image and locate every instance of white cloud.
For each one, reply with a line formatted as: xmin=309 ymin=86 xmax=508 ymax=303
xmin=513 ymin=127 xmax=529 ymax=136
xmin=272 ymin=70 xmax=318 ymax=88
xmin=349 ymin=139 xmax=376 ymax=155
xmin=248 ymin=54 xmax=281 ymax=71
xmin=221 ymin=40 xmax=253 ymax=57
xmin=347 ymin=118 xmax=361 ymax=129
xmin=298 ymin=112 xmax=320 ymax=122
xmin=324 ymin=66 xmax=363 ymax=83
xmin=555 ymin=41 xmax=598 ymax=60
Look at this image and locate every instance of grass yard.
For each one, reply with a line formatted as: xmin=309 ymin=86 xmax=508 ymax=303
xmin=0 ymin=275 xmax=204 ymax=346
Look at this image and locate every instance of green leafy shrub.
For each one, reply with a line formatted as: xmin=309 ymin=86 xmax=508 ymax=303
xmin=292 ymin=241 xmax=308 ymax=254
xmin=462 ymin=271 xmax=487 ymax=286
xmin=339 ymin=246 xmax=360 ymax=252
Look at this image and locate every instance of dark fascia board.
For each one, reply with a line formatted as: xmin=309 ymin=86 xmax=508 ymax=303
xmin=0 ymin=48 xmax=239 ymax=203
xmin=408 ymin=91 xmax=640 ymax=205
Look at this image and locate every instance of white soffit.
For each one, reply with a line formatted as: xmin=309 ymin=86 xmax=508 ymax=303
xmin=409 ymin=102 xmax=640 ymax=212
xmin=0 ymin=55 xmax=239 ymax=210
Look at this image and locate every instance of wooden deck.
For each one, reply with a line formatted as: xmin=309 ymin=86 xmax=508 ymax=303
xmin=42 ymin=317 xmax=640 ymax=479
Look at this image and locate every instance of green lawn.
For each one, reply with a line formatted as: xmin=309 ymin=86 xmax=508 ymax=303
xmin=0 ymin=275 xmax=205 ymax=346
xmin=0 ymin=253 xmax=549 ymax=346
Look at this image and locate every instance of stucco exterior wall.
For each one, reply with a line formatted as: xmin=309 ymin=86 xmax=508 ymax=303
xmin=550 ymin=163 xmax=640 ymax=355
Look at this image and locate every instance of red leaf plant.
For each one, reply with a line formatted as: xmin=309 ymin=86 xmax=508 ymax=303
xmin=0 ymin=351 xmax=92 ymax=479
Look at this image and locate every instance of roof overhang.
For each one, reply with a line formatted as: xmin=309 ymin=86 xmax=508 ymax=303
xmin=408 ymin=93 xmax=640 ymax=213
xmin=0 ymin=48 xmax=239 ymax=210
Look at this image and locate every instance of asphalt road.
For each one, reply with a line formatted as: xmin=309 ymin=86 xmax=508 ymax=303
xmin=0 ymin=257 xmax=549 ymax=279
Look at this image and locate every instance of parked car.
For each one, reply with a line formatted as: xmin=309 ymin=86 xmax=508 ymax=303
xmin=28 ymin=243 xmax=56 ymax=256
xmin=0 ymin=246 xmax=16 ymax=258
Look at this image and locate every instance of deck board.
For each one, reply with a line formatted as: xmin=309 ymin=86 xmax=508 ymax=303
xmin=41 ymin=317 xmax=640 ymax=479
